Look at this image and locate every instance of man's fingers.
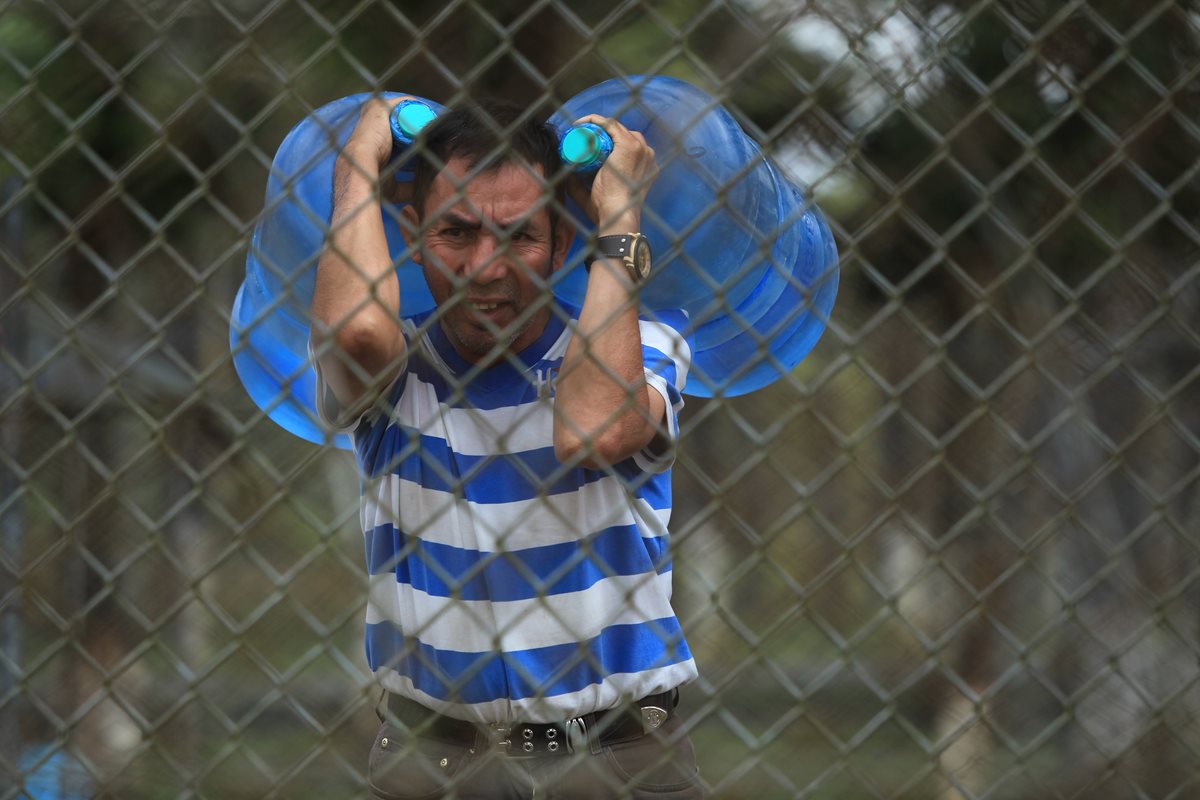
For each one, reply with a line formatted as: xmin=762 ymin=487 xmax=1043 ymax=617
xmin=573 ymin=114 xmax=634 ymax=144
xmin=566 ymin=113 xmax=658 ymax=226
xmin=570 ymin=115 xmax=654 ymax=167
xmin=349 ymin=94 xmax=419 ymax=171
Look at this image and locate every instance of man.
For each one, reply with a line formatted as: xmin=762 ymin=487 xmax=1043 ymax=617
xmin=310 ymin=95 xmax=700 ymax=798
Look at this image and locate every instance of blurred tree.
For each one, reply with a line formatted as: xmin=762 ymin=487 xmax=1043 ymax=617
xmin=799 ymin=0 xmax=1200 ymax=794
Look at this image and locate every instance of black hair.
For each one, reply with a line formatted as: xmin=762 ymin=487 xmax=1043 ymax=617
xmin=409 ymin=100 xmax=565 ymax=224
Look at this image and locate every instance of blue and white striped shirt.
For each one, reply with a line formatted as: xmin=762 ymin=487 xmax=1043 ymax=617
xmin=316 ymin=303 xmax=697 ymax=724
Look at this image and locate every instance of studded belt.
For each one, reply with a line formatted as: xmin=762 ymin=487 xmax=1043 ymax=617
xmin=382 ymin=689 xmax=678 ymax=756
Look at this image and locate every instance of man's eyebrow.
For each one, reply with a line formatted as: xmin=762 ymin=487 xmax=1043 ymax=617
xmin=501 ymin=218 xmax=535 ymax=234
xmin=449 ymin=211 xmax=543 ymax=235
xmin=440 ymin=212 xmax=481 ymax=229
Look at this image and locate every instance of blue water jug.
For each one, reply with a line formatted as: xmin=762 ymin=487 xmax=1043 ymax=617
xmin=549 ymin=76 xmax=839 ymax=397
xmin=230 ymin=92 xmax=443 ymax=446
xmin=232 ymin=78 xmax=838 ymax=447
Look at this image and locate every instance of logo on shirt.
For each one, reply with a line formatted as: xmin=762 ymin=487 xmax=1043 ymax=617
xmin=534 ymin=367 xmax=560 ymax=399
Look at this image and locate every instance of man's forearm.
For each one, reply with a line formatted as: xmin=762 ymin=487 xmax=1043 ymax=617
xmin=311 ymin=147 xmax=406 ymax=405
xmin=554 ymin=261 xmax=662 ymax=468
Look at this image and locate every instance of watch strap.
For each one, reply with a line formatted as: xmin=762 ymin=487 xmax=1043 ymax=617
xmin=584 ymin=234 xmax=639 ymax=271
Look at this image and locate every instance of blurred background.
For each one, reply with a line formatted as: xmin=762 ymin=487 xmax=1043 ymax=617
xmin=2 ymin=0 xmax=1199 ymax=797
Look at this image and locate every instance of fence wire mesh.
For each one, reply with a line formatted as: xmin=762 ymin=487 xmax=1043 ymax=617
xmin=2 ymin=0 xmax=1199 ymax=797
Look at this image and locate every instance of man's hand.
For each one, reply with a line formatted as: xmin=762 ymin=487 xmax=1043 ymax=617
xmin=569 ymin=115 xmax=658 ymax=234
xmin=339 ymin=96 xmax=416 ymax=206
xmin=342 ymin=97 xmax=407 ymax=173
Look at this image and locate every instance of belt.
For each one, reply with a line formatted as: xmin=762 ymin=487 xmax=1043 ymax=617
xmin=382 ymin=689 xmax=679 ymax=756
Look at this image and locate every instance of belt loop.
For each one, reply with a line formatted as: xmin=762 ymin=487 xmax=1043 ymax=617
xmin=471 ymin=724 xmax=489 ymax=754
xmin=586 ymin=714 xmax=602 ymax=756
xmin=375 ymin=688 xmax=388 ymax=723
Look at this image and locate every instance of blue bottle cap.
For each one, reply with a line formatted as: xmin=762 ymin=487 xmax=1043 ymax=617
xmin=390 ymin=100 xmax=438 ymax=145
xmin=560 ymin=123 xmax=612 ymax=171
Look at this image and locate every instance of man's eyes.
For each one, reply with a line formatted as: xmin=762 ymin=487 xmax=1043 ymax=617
xmin=435 ymin=226 xmax=538 ymax=242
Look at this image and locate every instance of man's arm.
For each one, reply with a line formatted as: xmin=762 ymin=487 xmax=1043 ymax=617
xmin=553 ymin=116 xmax=667 ymax=469
xmin=310 ymin=97 xmax=409 ymax=417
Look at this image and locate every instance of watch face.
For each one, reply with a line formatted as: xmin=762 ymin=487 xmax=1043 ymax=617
xmin=631 ymin=237 xmax=652 ymax=278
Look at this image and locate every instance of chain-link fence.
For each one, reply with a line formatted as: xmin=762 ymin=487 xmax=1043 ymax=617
xmin=3 ymin=0 xmax=1199 ymax=797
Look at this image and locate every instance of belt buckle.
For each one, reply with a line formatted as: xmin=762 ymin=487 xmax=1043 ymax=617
xmin=564 ymin=717 xmax=588 ymax=754
xmin=488 ymin=721 xmax=512 ymax=754
xmin=640 ymin=705 xmax=668 ymax=734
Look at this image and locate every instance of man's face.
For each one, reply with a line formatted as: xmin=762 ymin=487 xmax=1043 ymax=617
xmin=404 ymin=157 xmax=567 ymax=363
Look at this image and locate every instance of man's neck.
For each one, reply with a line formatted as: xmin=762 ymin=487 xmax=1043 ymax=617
xmin=443 ymin=306 xmax=555 ymax=368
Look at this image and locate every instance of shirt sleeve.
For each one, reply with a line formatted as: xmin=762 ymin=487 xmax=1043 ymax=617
xmin=309 ymin=323 xmax=412 ymax=434
xmin=633 ymin=309 xmax=691 ymax=474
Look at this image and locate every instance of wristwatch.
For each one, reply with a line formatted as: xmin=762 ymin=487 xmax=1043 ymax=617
xmin=585 ymin=233 xmax=652 ymax=283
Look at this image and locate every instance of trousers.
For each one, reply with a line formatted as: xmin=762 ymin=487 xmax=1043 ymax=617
xmin=366 ymin=701 xmax=703 ymax=799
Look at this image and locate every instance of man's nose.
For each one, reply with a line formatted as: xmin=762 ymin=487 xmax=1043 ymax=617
xmin=465 ymin=234 xmax=508 ymax=282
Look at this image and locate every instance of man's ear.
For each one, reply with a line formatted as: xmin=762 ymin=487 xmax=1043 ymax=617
xmin=400 ymin=204 xmax=422 ymax=264
xmin=551 ymin=214 xmax=575 ymax=273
